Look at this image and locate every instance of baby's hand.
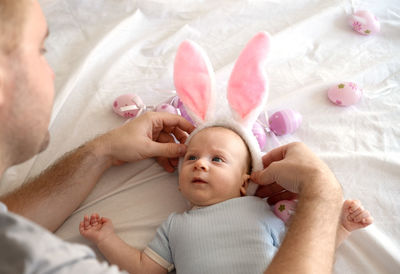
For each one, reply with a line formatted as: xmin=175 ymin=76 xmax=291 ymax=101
xmin=79 ymin=213 xmax=115 ymax=245
xmin=341 ymin=200 xmax=373 ymax=232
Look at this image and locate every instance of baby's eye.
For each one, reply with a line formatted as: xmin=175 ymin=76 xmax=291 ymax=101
xmin=212 ymin=157 xmax=223 ymax=163
xmin=187 ymin=155 xmax=197 ymax=161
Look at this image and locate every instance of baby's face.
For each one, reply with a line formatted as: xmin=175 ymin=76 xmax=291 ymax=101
xmin=179 ymin=127 xmax=250 ymax=206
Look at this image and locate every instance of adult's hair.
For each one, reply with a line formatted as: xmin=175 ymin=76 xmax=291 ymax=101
xmin=0 ymin=0 xmax=29 ymax=55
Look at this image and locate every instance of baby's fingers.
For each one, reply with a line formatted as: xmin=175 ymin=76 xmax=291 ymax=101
xmin=90 ymin=213 xmax=100 ymax=225
xmin=79 ymin=221 xmax=84 ymax=232
xmin=350 ymin=210 xmax=370 ymax=223
xmin=79 ymin=221 xmax=90 ymax=234
xmin=362 ymin=215 xmax=374 ymax=225
xmin=83 ymin=215 xmax=91 ymax=228
xmin=348 ymin=204 xmax=364 ymax=219
xmin=354 ymin=210 xmax=371 ymax=223
xmin=101 ymin=217 xmax=112 ymax=224
xmin=348 ymin=200 xmax=362 ymax=213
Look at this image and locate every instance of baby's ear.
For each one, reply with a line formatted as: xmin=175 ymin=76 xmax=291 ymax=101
xmin=240 ymin=174 xmax=251 ymax=196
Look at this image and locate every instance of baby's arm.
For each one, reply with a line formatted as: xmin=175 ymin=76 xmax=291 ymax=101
xmin=79 ymin=213 xmax=167 ymax=274
xmin=336 ymin=200 xmax=373 ymax=247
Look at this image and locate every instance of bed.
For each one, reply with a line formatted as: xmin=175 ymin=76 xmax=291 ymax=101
xmin=1 ymin=0 xmax=399 ymax=273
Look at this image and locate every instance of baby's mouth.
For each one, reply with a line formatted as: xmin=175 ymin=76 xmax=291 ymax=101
xmin=192 ymin=177 xmax=207 ymax=184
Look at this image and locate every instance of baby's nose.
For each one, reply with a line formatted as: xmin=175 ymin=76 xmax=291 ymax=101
xmin=194 ymin=158 xmax=208 ymax=171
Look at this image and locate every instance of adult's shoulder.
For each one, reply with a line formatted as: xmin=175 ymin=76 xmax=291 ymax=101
xmin=0 ymin=211 xmax=124 ymax=273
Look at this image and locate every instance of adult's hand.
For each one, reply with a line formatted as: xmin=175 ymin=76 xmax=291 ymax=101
xmin=252 ymin=142 xmax=339 ymax=204
xmin=97 ymin=112 xmax=195 ymax=170
xmin=259 ymin=142 xmax=343 ymax=274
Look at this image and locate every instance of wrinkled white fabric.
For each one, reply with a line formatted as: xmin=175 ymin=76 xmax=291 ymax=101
xmin=0 ymin=0 xmax=399 ymax=273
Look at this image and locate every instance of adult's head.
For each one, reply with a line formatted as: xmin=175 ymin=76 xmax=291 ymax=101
xmin=0 ymin=0 xmax=54 ymax=173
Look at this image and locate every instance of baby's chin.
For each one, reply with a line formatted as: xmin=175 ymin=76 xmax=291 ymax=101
xmin=187 ymin=198 xmax=215 ymax=208
xmin=188 ymin=197 xmax=240 ymax=208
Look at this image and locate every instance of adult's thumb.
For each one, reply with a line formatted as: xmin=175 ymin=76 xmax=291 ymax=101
xmin=151 ymin=142 xmax=187 ymax=158
xmin=251 ymin=167 xmax=276 ymax=186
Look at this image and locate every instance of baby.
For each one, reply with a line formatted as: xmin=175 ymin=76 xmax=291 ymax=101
xmin=79 ymin=126 xmax=373 ymax=274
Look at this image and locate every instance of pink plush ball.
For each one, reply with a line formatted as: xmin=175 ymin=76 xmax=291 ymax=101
xmin=155 ymin=103 xmax=179 ymax=114
xmin=252 ymin=121 xmax=267 ymax=150
xmin=273 ymin=200 xmax=297 ymax=224
xmin=327 ymin=82 xmax=362 ymax=106
xmin=268 ymin=109 xmax=302 ymax=136
xmin=350 ymin=10 xmax=380 ymax=35
xmin=113 ymin=94 xmax=144 ymax=118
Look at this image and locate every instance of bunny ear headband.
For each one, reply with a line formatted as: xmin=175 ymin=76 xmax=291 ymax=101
xmin=175 ymin=32 xmax=271 ymax=195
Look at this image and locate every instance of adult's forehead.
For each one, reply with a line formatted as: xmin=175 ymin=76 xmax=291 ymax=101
xmin=23 ymin=0 xmax=47 ymax=36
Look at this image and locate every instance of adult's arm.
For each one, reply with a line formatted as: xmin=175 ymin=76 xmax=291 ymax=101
xmin=251 ymin=142 xmax=343 ymax=274
xmin=0 ymin=112 xmax=194 ymax=232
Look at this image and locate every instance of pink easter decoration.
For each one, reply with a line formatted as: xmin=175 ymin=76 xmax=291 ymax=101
xmin=350 ymin=10 xmax=380 ymax=35
xmin=252 ymin=121 xmax=267 ymax=150
xmin=155 ymin=103 xmax=179 ymax=114
xmin=113 ymin=94 xmax=144 ymax=118
xmin=170 ymin=96 xmax=195 ymax=125
xmin=273 ymin=200 xmax=297 ymax=224
xmin=268 ymin=109 xmax=302 ymax=136
xmin=174 ymin=41 xmax=214 ymax=123
xmin=227 ymin=32 xmax=270 ymax=123
xmin=327 ymin=82 xmax=362 ymax=106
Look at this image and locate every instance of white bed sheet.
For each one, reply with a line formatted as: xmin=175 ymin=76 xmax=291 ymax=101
xmin=1 ymin=0 xmax=399 ymax=273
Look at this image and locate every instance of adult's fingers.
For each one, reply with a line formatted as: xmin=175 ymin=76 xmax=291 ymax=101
xmin=154 ymin=112 xmax=195 ymax=136
xmin=155 ymin=132 xmax=182 ymax=172
xmin=254 ymin=183 xmax=285 ymax=198
xmin=150 ymin=141 xmax=187 ymax=159
xmin=156 ymin=157 xmax=175 ymax=173
xmin=260 ymin=144 xmax=289 ymax=168
xmin=157 ymin=131 xmax=175 ymax=144
xmin=170 ymin=158 xmax=179 ymax=167
xmin=156 ymin=127 xmax=188 ymax=145
xmin=251 ymin=145 xmax=290 ymax=186
xmin=266 ymin=191 xmax=298 ymax=205
xmin=250 ymin=161 xmax=281 ymax=186
xmin=172 ymin=127 xmax=189 ymax=144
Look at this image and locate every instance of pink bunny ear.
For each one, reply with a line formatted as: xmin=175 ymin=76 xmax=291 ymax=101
xmin=227 ymin=32 xmax=270 ymax=122
xmin=174 ymin=40 xmax=214 ymax=122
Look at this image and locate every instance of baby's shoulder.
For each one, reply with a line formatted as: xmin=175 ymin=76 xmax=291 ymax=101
xmin=237 ymin=196 xmax=271 ymax=211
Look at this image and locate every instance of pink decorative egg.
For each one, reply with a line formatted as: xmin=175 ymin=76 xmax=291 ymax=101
xmin=252 ymin=121 xmax=267 ymax=150
xmin=350 ymin=10 xmax=380 ymax=35
xmin=327 ymin=82 xmax=362 ymax=106
xmin=170 ymin=96 xmax=195 ymax=125
xmin=268 ymin=109 xmax=302 ymax=136
xmin=155 ymin=103 xmax=179 ymax=114
xmin=113 ymin=94 xmax=144 ymax=118
xmin=273 ymin=200 xmax=297 ymax=224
